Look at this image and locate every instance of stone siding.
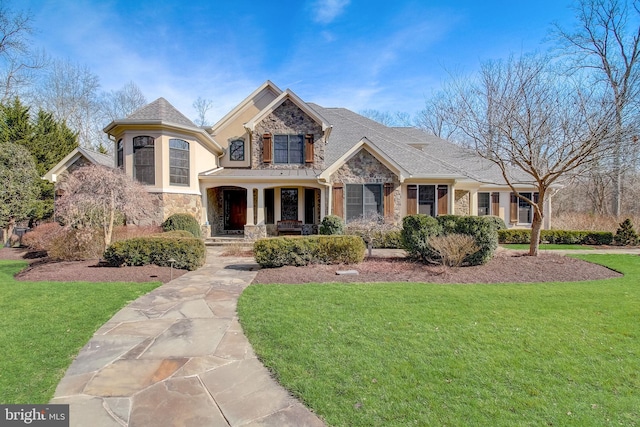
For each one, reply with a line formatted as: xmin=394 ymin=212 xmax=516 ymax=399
xmin=455 ymin=190 xmax=470 ymax=215
xmin=252 ymin=99 xmax=324 ymax=169
xmin=330 ymin=149 xmax=401 ymax=223
xmin=147 ymin=192 xmax=203 ymax=226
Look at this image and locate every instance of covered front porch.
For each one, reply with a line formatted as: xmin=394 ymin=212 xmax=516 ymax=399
xmin=202 ymin=184 xmax=325 ymax=239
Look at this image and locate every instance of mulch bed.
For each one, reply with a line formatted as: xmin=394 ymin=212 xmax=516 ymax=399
xmin=0 ymin=248 xmax=187 ymax=284
xmin=252 ymin=250 xmax=623 ymax=284
xmin=0 ymin=247 xmax=624 ymax=285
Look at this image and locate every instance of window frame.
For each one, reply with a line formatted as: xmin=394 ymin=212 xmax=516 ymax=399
xmin=478 ymin=192 xmax=491 ymax=216
xmin=229 ymin=139 xmax=245 ymax=161
xmin=518 ymin=192 xmax=533 ymax=224
xmin=169 ymin=138 xmax=189 ymax=186
xmin=133 ymin=136 xmax=155 ymax=186
xmin=273 ymin=134 xmax=304 ymax=164
xmin=116 ymin=139 xmax=123 ymax=169
xmin=280 ymin=188 xmax=299 ymax=220
xmin=346 ymin=183 xmax=383 ymax=222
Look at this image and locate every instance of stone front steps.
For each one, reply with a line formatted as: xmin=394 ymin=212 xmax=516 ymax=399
xmin=204 ymin=236 xmax=255 ymax=247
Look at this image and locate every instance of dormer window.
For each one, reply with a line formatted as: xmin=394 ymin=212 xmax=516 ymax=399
xmin=229 ymin=139 xmax=244 ymax=161
xmin=274 ymin=134 xmax=303 ymax=164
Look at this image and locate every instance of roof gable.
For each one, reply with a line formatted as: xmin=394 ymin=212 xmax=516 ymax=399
xmin=244 ymin=89 xmax=331 ymax=133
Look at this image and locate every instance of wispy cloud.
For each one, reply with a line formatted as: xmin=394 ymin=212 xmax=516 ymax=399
xmin=311 ymin=0 xmax=350 ymax=24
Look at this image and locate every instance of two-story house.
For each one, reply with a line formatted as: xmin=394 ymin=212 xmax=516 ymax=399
xmin=50 ymin=80 xmax=546 ymax=238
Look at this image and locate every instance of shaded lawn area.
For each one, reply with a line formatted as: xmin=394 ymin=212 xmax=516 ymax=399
xmin=238 ymin=254 xmax=640 ymax=427
xmin=0 ymin=260 xmax=160 ymax=404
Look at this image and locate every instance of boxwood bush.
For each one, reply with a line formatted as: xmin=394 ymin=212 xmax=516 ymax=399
xmin=402 ymin=214 xmax=499 ymax=266
xmin=254 ymin=235 xmax=365 ymax=268
xmin=498 ymin=229 xmax=613 ymax=245
xmin=319 ymin=215 xmax=344 ymax=235
xmin=162 ymin=213 xmax=202 ymax=238
xmin=401 ymin=214 xmax=442 ymax=262
xmin=104 ymin=233 xmax=206 ymax=270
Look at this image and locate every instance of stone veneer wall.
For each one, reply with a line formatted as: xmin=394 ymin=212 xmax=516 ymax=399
xmin=252 ymin=99 xmax=324 ymax=169
xmin=330 ymin=149 xmax=402 ymax=223
xmin=144 ymin=192 xmax=203 ymax=226
xmin=207 ymin=187 xmax=224 ymax=236
xmin=455 ymin=190 xmax=470 ymax=215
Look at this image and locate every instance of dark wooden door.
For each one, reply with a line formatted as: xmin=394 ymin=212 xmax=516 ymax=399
xmin=224 ymin=190 xmax=246 ymax=230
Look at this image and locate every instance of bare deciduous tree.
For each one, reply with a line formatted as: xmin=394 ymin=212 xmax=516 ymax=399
xmin=553 ymin=0 xmax=640 ymax=216
xmin=437 ymin=54 xmax=613 ymax=256
xmin=193 ymin=96 xmax=213 ymax=127
xmin=0 ymin=3 xmax=45 ymax=102
xmin=100 ymin=81 xmax=147 ymax=122
xmin=55 ymin=165 xmax=154 ymax=252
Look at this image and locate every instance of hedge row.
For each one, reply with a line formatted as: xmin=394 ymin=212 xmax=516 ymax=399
xmin=254 ymin=235 xmax=365 ymax=268
xmin=401 ymin=214 xmax=499 ymax=266
xmin=104 ymin=232 xmax=206 ymax=270
xmin=498 ymin=229 xmax=614 ymax=245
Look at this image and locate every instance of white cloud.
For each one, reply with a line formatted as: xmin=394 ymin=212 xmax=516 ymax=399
xmin=312 ymin=0 xmax=350 ymax=24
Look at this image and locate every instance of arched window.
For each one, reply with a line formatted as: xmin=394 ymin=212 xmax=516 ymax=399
xmin=133 ymin=136 xmax=155 ymax=185
xmin=229 ymin=139 xmax=244 ymax=161
xmin=116 ymin=139 xmax=123 ymax=168
xmin=169 ymin=138 xmax=189 ymax=185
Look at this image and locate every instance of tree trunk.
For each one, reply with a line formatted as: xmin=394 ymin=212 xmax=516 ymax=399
xmin=529 ymin=213 xmax=543 ymax=257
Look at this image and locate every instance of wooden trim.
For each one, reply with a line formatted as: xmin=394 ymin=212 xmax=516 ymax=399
xmin=332 ymin=185 xmax=344 ymax=218
xmin=263 ymin=133 xmax=272 ymax=163
xmin=384 ymin=183 xmax=394 ymax=221
xmin=407 ymin=185 xmax=417 ymax=215
xmin=305 ymin=134 xmax=314 ymax=163
xmin=510 ymin=192 xmax=518 ymax=223
xmin=491 ymin=192 xmax=500 ymax=216
xmin=437 ymin=185 xmax=448 ymax=215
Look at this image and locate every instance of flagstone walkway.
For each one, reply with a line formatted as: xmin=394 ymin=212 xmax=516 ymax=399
xmin=51 ymin=248 xmax=325 ymax=427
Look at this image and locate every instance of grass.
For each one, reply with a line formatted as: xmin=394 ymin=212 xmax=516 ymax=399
xmin=501 ymin=243 xmax=594 ymax=250
xmin=0 ymin=260 xmax=160 ymax=404
xmin=238 ymin=254 xmax=640 ymax=427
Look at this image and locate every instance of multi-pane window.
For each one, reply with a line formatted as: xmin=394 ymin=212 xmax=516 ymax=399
xmin=346 ymin=184 xmax=382 ymax=221
xmin=478 ymin=192 xmax=490 ymax=216
xmin=116 ymin=139 xmax=123 ymax=169
xmin=274 ymin=135 xmax=304 ymax=164
xmin=133 ymin=136 xmax=155 ymax=185
xmin=281 ymin=188 xmax=298 ymax=220
xmin=230 ymin=139 xmax=244 ymax=161
xmin=418 ymin=185 xmax=435 ymax=216
xmin=519 ymin=192 xmax=533 ymax=223
xmin=169 ymin=139 xmax=189 ymax=185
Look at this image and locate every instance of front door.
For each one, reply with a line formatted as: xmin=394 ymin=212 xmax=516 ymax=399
xmin=224 ymin=189 xmax=246 ymax=231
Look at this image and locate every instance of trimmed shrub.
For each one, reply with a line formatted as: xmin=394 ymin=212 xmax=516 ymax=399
xmin=319 ymin=215 xmax=344 ymax=235
xmin=161 ymin=213 xmax=202 ymax=238
xmin=428 ymin=233 xmax=480 ymax=267
xmin=254 ymin=235 xmax=365 ymax=268
xmin=437 ymin=216 xmax=498 ymax=266
xmin=48 ymin=227 xmax=104 ymax=260
xmin=484 ymin=215 xmax=507 ymax=230
xmin=614 ymin=218 xmax=638 ymax=246
xmin=401 ymin=214 xmax=442 ymax=262
xmin=498 ymin=229 xmax=532 ymax=244
xmin=22 ymin=222 xmax=63 ymax=251
xmin=104 ymin=234 xmax=206 ymax=270
xmin=498 ymin=229 xmax=614 ymax=245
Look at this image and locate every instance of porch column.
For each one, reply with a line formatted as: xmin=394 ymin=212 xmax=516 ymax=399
xmin=320 ymin=187 xmax=326 ymax=220
xmin=470 ymin=190 xmax=478 ymax=216
xmin=256 ymin=187 xmax=265 ymax=225
xmin=200 ymin=184 xmax=209 ymax=224
xmin=246 ymin=187 xmax=255 ymax=225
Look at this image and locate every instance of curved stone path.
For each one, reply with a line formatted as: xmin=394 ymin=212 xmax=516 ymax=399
xmin=51 ymin=248 xmax=325 ymax=427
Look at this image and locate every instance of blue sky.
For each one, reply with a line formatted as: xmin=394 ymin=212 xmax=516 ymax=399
xmin=21 ymin=0 xmax=577 ymax=124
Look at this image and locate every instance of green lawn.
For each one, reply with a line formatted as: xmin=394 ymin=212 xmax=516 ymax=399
xmin=501 ymin=243 xmax=594 ymax=250
xmin=238 ymin=254 xmax=640 ymax=427
xmin=0 ymin=260 xmax=160 ymax=404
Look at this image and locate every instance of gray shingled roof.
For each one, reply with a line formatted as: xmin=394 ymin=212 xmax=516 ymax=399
xmin=308 ymin=104 xmax=530 ymax=185
xmin=125 ymin=98 xmax=197 ymax=128
xmin=79 ymin=146 xmax=114 ymax=168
